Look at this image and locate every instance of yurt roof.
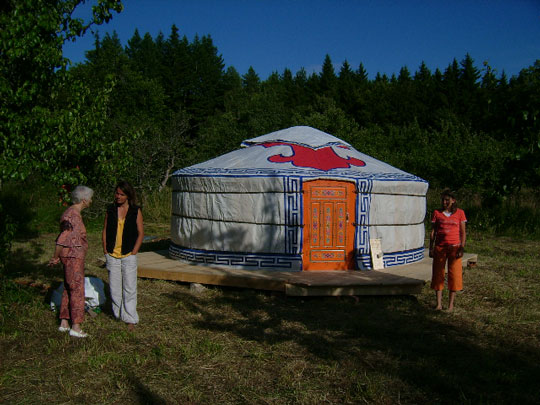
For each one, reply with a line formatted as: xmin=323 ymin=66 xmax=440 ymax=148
xmin=174 ymin=126 xmax=427 ymax=183
xmin=241 ymin=126 xmax=352 ymax=148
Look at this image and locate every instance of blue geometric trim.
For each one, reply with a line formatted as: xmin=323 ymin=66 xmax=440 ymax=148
xmin=284 ymin=176 xmax=302 ymax=254
xmin=240 ymin=140 xmax=348 ymax=149
xmin=173 ymin=167 xmax=427 ymax=183
xmin=169 ymin=243 xmax=302 ymax=271
xmin=356 ymin=247 xmax=425 ymax=270
xmin=355 ymin=179 xmax=373 ymax=256
xmin=356 ymin=254 xmax=372 ymax=270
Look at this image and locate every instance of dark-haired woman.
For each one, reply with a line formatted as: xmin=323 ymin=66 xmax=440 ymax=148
xmin=102 ymin=181 xmax=144 ymax=330
xmin=429 ymin=189 xmax=467 ymax=312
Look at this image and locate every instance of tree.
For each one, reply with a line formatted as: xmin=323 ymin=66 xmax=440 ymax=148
xmin=337 ymin=60 xmax=357 ymax=115
xmin=131 ymin=109 xmax=191 ymax=192
xmin=83 ymin=31 xmax=128 ymax=88
xmin=280 ymin=68 xmax=299 ymax=110
xmin=459 ymin=53 xmax=481 ymax=91
xmin=292 ymin=67 xmax=312 ymax=107
xmin=441 ymin=58 xmax=460 ymax=112
xmin=413 ymin=62 xmax=435 ymax=126
xmin=458 ymin=53 xmax=481 ymax=124
xmin=242 ymin=67 xmax=261 ymax=93
xmin=319 ymin=54 xmax=337 ymax=97
xmin=0 ymin=0 xmax=124 ymax=268
xmin=414 ymin=61 xmax=432 ymax=83
xmin=501 ymin=60 xmax=540 ymax=192
xmin=1 ymin=0 xmax=123 ymax=184
xmin=222 ymin=66 xmax=242 ymax=95
xmin=392 ymin=66 xmax=416 ymax=124
xmin=127 ymin=30 xmax=162 ymax=80
xmin=397 ymin=66 xmax=412 ymax=84
xmin=188 ymin=34 xmax=226 ymax=121
xmin=161 ymin=25 xmax=191 ymax=109
xmin=479 ymin=61 xmax=499 ymax=132
xmin=73 ymin=28 xmax=183 ymax=192
xmin=291 ymin=96 xmax=359 ymax=146
xmin=368 ymin=73 xmax=392 ymax=124
xmin=356 ymin=63 xmax=369 ymax=84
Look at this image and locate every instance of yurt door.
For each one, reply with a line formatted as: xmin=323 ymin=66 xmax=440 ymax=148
xmin=303 ymin=180 xmax=356 ymax=270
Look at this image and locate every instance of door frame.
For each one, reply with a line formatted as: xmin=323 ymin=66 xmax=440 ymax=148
xmin=302 ymin=179 xmax=357 ymax=270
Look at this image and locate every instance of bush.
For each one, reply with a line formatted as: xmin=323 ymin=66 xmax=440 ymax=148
xmin=426 ymin=187 xmax=540 ymax=240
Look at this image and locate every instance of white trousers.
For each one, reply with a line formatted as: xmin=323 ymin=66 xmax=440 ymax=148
xmin=106 ymin=254 xmax=139 ymax=324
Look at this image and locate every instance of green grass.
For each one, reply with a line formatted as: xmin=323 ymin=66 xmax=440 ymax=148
xmin=1 ymin=229 xmax=540 ymax=404
xmin=1 ymin=184 xmax=540 ymax=403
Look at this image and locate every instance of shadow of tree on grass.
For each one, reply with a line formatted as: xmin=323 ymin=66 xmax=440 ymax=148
xmin=4 ymin=242 xmax=52 ymax=280
xmin=162 ymin=287 xmax=540 ymax=404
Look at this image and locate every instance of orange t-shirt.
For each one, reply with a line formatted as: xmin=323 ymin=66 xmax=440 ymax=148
xmin=431 ymin=208 xmax=467 ymax=246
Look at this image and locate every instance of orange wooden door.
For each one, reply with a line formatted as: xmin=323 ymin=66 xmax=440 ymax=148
xmin=303 ymin=180 xmax=356 ymax=270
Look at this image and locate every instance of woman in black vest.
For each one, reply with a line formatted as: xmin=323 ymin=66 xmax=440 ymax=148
xmin=102 ymin=181 xmax=144 ymax=331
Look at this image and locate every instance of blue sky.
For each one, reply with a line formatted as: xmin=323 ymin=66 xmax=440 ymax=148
xmin=63 ymin=0 xmax=540 ymax=80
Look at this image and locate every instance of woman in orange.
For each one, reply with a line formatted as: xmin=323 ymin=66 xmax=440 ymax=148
xmin=48 ymin=185 xmax=93 ymax=338
xmin=429 ymin=189 xmax=467 ymax=311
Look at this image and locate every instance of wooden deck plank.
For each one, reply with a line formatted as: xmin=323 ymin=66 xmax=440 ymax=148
xmin=135 ymin=249 xmax=478 ymax=296
xmin=285 ymin=283 xmax=424 ymax=296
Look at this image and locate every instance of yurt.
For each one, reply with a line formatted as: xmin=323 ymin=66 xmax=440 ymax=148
xmin=170 ymin=126 xmax=428 ymax=271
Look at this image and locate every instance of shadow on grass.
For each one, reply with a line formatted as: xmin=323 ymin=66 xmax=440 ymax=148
xmin=4 ymin=242 xmax=52 ymax=280
xmin=139 ymin=238 xmax=171 ymax=253
xmin=164 ymin=287 xmax=540 ymax=404
xmin=2 ymin=242 xmax=119 ymax=322
xmin=126 ymin=372 xmax=168 ymax=405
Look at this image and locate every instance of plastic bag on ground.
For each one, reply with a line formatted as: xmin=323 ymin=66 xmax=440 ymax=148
xmin=50 ymin=276 xmax=106 ymax=311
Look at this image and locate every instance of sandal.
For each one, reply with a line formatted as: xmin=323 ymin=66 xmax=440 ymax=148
xmin=58 ymin=326 xmax=70 ymax=332
xmin=69 ymin=329 xmax=88 ymax=338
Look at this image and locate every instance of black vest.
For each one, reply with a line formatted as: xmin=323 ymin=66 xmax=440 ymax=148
xmin=106 ymin=204 xmax=140 ymax=255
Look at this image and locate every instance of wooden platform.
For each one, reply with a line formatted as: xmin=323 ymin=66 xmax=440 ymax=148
xmin=137 ymin=250 xmax=477 ymax=296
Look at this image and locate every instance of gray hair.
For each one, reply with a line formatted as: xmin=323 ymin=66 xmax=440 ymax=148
xmin=71 ymin=185 xmax=94 ymax=204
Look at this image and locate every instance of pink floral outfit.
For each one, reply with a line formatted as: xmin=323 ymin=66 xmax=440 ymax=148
xmin=56 ymin=207 xmax=88 ymax=324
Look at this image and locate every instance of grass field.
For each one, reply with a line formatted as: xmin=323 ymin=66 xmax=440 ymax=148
xmin=1 ymin=223 xmax=539 ymax=404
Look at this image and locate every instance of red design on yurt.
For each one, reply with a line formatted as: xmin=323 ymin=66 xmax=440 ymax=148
xmin=260 ymin=142 xmax=366 ymax=171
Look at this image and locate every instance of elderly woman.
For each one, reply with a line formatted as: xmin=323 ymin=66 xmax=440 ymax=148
xmin=48 ymin=185 xmax=93 ymax=338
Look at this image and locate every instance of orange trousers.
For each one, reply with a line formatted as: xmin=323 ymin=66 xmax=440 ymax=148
xmin=430 ymin=245 xmax=463 ymax=291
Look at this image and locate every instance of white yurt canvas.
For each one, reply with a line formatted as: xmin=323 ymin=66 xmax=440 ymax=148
xmin=170 ymin=126 xmax=428 ymax=271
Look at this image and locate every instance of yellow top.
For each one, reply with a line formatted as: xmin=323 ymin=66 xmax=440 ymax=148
xmin=111 ymin=218 xmax=131 ymax=258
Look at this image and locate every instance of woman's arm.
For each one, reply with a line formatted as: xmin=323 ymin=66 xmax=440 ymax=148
xmin=460 ymin=221 xmax=467 ymax=248
xmin=131 ymin=208 xmax=144 ymax=255
xmin=429 ymin=226 xmax=436 ymax=258
xmin=48 ymin=244 xmax=63 ymax=266
xmin=102 ymin=212 xmax=108 ymax=255
xmin=51 ymin=215 xmax=75 ymax=263
xmin=456 ymin=221 xmax=466 ymax=258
